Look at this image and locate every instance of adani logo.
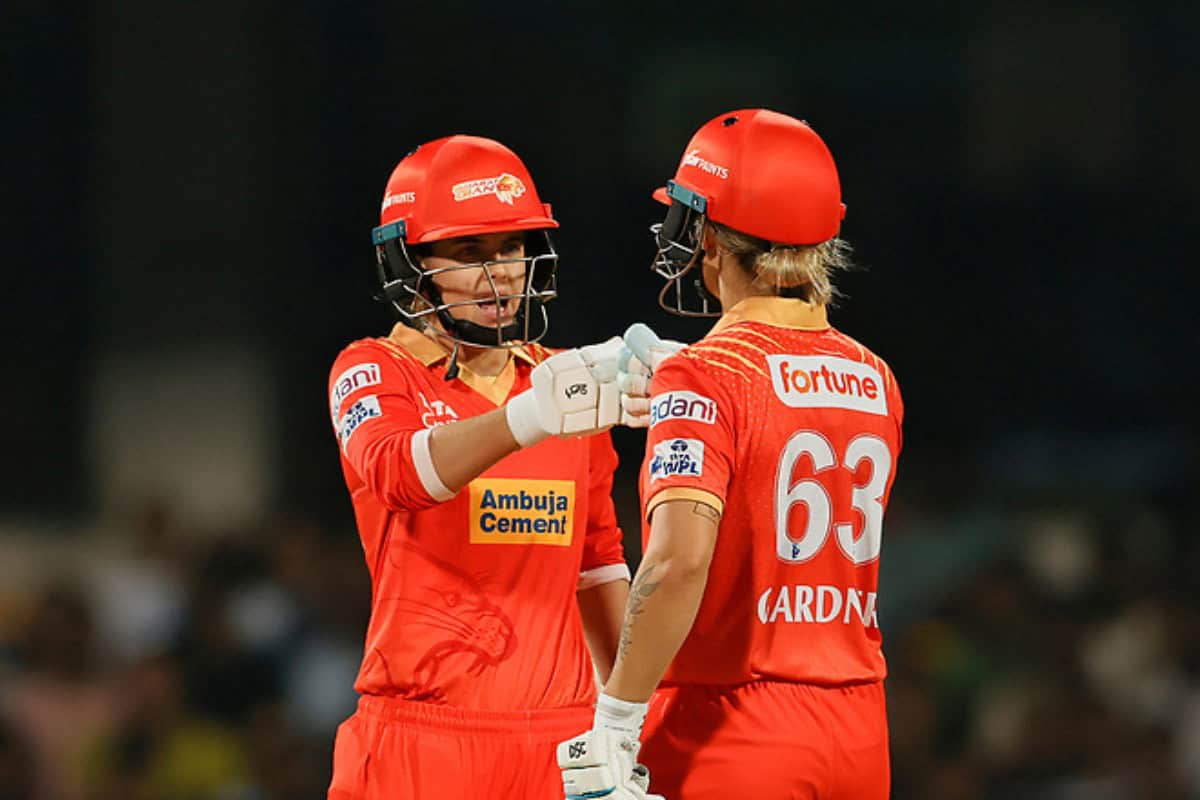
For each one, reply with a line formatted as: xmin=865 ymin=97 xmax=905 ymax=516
xmin=766 ymin=355 xmax=888 ymax=416
xmin=330 ymin=362 xmax=382 ymax=423
xmin=648 ymin=391 xmax=717 ymax=429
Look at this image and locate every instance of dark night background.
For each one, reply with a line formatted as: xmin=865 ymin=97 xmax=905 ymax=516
xmin=3 ymin=2 xmax=1199 ymax=798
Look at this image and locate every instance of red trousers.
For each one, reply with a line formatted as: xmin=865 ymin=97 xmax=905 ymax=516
xmin=640 ymin=680 xmax=889 ymax=800
xmin=327 ymin=695 xmax=592 ymax=800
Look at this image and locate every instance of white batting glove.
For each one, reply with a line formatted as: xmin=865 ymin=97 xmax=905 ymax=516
xmin=504 ymin=337 xmax=623 ymax=447
xmin=557 ymin=694 xmax=664 ymax=800
xmin=617 ymin=323 xmax=685 ymax=429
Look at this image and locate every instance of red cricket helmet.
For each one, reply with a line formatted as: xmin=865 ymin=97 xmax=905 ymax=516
xmin=650 ymin=109 xmax=846 ymax=316
xmin=371 ymin=136 xmax=560 ymax=349
xmin=376 ymin=135 xmax=558 ymax=243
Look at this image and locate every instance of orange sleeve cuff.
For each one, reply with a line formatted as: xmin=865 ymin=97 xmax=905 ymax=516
xmin=645 ymin=487 xmax=725 ymax=521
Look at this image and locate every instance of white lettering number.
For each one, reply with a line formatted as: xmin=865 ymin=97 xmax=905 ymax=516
xmin=774 ymin=432 xmax=837 ymax=562
xmin=775 ymin=431 xmax=891 ymax=565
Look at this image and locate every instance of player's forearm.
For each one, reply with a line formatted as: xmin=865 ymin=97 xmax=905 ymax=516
xmin=577 ymin=578 xmax=630 ymax=686
xmin=427 ymin=407 xmax=521 ymax=493
xmin=603 ymin=555 xmax=709 ymax=702
xmin=603 ymin=500 xmax=719 ymax=703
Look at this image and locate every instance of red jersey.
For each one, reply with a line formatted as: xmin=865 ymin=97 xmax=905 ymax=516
xmin=329 ymin=324 xmax=628 ymax=711
xmin=639 ymin=297 xmax=903 ymax=687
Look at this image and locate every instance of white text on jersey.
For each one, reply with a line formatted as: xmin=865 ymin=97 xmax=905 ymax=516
xmin=330 ymin=362 xmax=382 ymax=422
xmin=649 ymin=391 xmax=717 ymax=428
xmin=767 ymin=355 xmax=887 ymax=416
xmin=338 ymin=395 xmax=382 ymax=452
xmin=756 ymin=584 xmax=879 ymax=629
xmin=649 ymin=438 xmax=705 ymax=481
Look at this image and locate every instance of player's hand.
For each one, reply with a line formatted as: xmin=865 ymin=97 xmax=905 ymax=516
xmin=617 ymin=323 xmax=685 ymax=429
xmin=557 ymin=729 xmax=664 ymax=800
xmin=504 ymin=338 xmax=623 ymax=446
xmin=557 ymin=694 xmax=664 ymax=800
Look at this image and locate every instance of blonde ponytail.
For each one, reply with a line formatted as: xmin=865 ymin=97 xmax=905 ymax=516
xmin=709 ymin=221 xmax=852 ymax=305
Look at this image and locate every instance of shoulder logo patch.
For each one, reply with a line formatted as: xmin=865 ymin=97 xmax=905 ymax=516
xmin=649 ymin=438 xmax=705 ymax=481
xmin=330 ymin=362 xmax=382 ymax=423
xmin=338 ymin=395 xmax=382 ymax=451
xmin=649 ymin=391 xmax=717 ymax=428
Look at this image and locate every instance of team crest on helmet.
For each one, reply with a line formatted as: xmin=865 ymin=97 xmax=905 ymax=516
xmin=451 ymin=173 xmax=527 ymax=205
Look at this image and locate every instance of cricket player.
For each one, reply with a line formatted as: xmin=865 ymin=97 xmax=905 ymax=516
xmin=326 ymin=135 xmax=633 ymax=800
xmin=558 ymin=109 xmax=903 ymax=799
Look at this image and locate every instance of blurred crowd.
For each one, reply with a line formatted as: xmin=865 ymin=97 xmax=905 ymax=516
xmin=2 ymin=498 xmax=1197 ymax=799
xmin=0 ymin=503 xmax=368 ymax=800
xmin=886 ymin=504 xmax=1200 ymax=799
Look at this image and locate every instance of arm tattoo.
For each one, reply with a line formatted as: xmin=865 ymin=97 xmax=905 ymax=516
xmin=616 ymin=564 xmax=661 ymax=664
xmin=691 ymin=502 xmax=721 ymax=525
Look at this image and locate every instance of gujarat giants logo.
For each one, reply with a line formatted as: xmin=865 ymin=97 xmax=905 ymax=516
xmin=451 ymin=173 xmax=527 ymax=205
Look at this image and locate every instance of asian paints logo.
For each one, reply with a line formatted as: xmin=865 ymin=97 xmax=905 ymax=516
xmin=452 ymin=173 xmax=527 ymax=205
xmin=681 ymin=149 xmax=729 ymax=179
xmin=380 ymin=191 xmax=416 ymax=212
xmin=648 ymin=391 xmax=717 ymax=428
xmin=766 ymin=356 xmax=887 ymax=416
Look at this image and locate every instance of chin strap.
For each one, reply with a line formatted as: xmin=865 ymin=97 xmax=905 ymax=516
xmin=444 ymin=340 xmax=462 ymax=381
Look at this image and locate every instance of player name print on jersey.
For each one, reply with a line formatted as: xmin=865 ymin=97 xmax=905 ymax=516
xmin=338 ymin=395 xmax=382 ymax=451
xmin=766 ymin=355 xmax=887 ymax=416
xmin=330 ymin=362 xmax=382 ymax=422
xmin=756 ymin=584 xmax=879 ymax=629
xmin=649 ymin=438 xmax=705 ymax=481
xmin=648 ymin=391 xmax=717 ymax=428
xmin=468 ymin=478 xmax=575 ymax=546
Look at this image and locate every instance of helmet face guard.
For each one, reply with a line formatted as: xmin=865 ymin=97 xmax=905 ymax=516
xmin=650 ymin=181 xmax=720 ymax=317
xmin=373 ymin=220 xmax=558 ymax=348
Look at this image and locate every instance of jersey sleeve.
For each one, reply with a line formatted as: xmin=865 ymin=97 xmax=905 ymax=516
xmin=577 ymin=431 xmax=630 ymax=590
xmin=328 ymin=343 xmax=451 ymax=512
xmin=891 ymin=371 xmax=905 ymax=455
xmin=640 ymin=354 xmax=736 ymax=521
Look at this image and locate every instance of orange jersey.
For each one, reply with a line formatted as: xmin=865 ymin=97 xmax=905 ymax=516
xmin=329 ymin=324 xmax=628 ymax=711
xmin=639 ymin=297 xmax=903 ymax=687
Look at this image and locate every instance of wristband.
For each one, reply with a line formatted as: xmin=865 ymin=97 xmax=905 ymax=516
xmin=505 ymin=389 xmax=550 ymax=447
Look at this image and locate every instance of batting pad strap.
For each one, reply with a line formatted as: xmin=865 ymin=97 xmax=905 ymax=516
xmin=410 ymin=428 xmax=455 ymax=502
xmin=577 ymin=563 xmax=631 ymax=591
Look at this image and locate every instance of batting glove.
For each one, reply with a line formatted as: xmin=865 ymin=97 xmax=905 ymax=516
xmin=505 ymin=337 xmax=624 ymax=447
xmin=617 ymin=323 xmax=685 ymax=429
xmin=557 ymin=694 xmax=664 ymax=800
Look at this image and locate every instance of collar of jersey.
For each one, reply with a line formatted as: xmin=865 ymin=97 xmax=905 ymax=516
xmin=387 ymin=323 xmax=540 ymax=369
xmin=709 ymin=296 xmax=830 ymax=335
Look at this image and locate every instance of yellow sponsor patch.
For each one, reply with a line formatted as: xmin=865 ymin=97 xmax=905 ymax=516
xmin=468 ymin=478 xmax=575 ymax=546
